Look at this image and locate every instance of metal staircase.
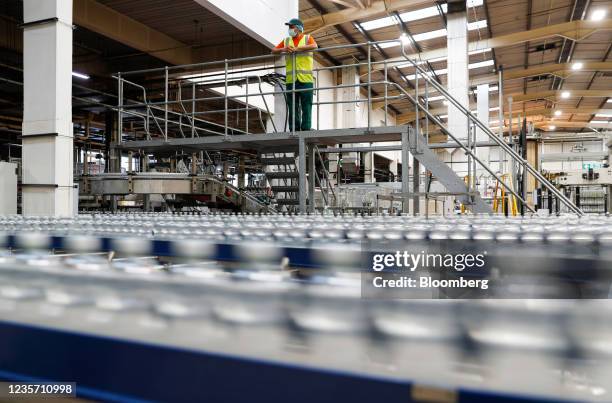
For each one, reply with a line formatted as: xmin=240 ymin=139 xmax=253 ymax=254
xmin=261 ymin=152 xmax=300 ymax=209
xmin=394 ymin=45 xmax=583 ymax=216
xmin=110 ymin=40 xmax=583 ymax=216
xmin=259 ymin=149 xmax=337 ymax=212
xmin=409 ymin=128 xmax=492 ymax=213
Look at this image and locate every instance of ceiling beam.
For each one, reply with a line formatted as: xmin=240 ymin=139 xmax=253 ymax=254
xmin=370 ymin=62 xmax=612 ymax=110
xmin=394 ymin=116 xmax=611 ymax=131
xmin=550 ymin=0 xmax=591 ymax=91
xmin=368 ymin=19 xmax=612 ymax=73
xmin=469 ymin=61 xmax=612 ymax=86
xmin=534 ymin=120 xmax=611 ymax=129
xmin=328 ymin=0 xmax=359 ymax=8
xmin=396 ymin=107 xmax=611 ymax=125
xmin=304 ymin=0 xmax=432 ymax=33
xmin=73 ymin=0 xmax=194 ymax=66
xmin=508 ymin=90 xmax=612 ymax=103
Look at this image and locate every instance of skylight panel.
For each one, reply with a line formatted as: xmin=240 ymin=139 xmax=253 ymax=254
xmin=360 ymin=15 xmax=397 ymax=31
xmin=412 ymin=28 xmax=447 ymax=42
xmin=467 ymin=20 xmax=488 ymax=30
xmin=403 ymin=59 xmax=493 ymax=80
xmin=399 ymin=6 xmax=440 ymax=22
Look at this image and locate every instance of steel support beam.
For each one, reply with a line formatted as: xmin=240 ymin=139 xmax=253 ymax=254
xmin=318 ymin=141 xmax=500 ymax=153
xmin=308 ymin=145 xmax=315 ymax=213
xmin=412 ymin=158 xmax=420 ymax=215
xmin=401 ymin=129 xmax=410 ymax=214
xmin=298 ymin=136 xmax=307 ymax=213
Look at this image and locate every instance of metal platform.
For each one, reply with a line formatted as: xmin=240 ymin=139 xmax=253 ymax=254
xmin=113 ymin=126 xmax=407 ymax=153
xmin=109 ymin=39 xmax=582 ymax=215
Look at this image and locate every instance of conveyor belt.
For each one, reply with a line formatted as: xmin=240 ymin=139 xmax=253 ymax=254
xmin=0 ymin=213 xmax=610 ymax=402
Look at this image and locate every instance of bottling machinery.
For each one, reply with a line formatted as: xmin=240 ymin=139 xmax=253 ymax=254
xmin=555 ymin=166 xmax=612 ymax=214
xmin=79 ymin=172 xmax=275 ymax=213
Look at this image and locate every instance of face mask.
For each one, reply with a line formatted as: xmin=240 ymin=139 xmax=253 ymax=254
xmin=288 ymin=28 xmax=298 ymax=38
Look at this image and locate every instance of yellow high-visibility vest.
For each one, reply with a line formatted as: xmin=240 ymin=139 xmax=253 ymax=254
xmin=285 ymin=34 xmax=314 ymax=84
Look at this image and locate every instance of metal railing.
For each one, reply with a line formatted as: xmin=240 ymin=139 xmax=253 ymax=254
xmin=113 ymin=39 xmax=582 ymax=215
xmin=313 ymin=145 xmax=337 ymax=209
xmin=112 ymin=39 xmax=426 ymax=141
xmin=396 ymin=45 xmax=583 ymax=215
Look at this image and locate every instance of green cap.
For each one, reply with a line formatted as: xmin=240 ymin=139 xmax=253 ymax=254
xmin=285 ymin=18 xmax=304 ymax=31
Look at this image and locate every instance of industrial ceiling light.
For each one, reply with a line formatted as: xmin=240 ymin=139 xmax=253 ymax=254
xmin=561 ymin=91 xmax=571 ymax=99
xmin=590 ymin=9 xmax=607 ymax=21
xmin=554 ymin=110 xmax=562 ymax=116
xmin=72 ymin=71 xmax=90 ymax=80
xmin=548 ymin=125 xmax=556 ymax=130
xmin=571 ymin=62 xmax=583 ymax=70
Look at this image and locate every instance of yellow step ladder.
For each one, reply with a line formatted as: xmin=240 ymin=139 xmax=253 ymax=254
xmin=492 ymin=174 xmax=518 ymax=216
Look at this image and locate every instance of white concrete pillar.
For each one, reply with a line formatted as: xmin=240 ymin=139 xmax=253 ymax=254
xmin=446 ymin=1 xmax=468 ymax=141
xmin=341 ymin=66 xmax=359 ymax=129
xmin=364 ymin=152 xmax=375 ymax=183
xmin=22 ymin=0 xmax=74 ymax=216
xmin=266 ymin=64 xmax=287 ymax=133
xmin=389 ymin=159 xmax=398 ymax=179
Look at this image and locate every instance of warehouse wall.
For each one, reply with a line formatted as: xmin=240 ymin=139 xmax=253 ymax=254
xmin=311 ymin=61 xmax=336 ymax=130
xmin=541 ymin=140 xmax=606 ymax=171
xmin=442 ymin=141 xmax=606 ymax=172
xmin=196 ymin=0 xmax=299 ymax=47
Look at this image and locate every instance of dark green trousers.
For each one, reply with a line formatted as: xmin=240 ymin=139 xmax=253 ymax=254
xmin=286 ymin=81 xmax=313 ymax=132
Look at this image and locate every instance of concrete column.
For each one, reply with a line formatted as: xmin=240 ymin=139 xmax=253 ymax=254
xmin=268 ymin=65 xmax=287 ymax=133
xmin=389 ymin=159 xmax=398 ymax=180
xmin=22 ymin=0 xmax=74 ymax=216
xmin=340 ymin=66 xmax=359 ymax=129
xmin=363 ymin=152 xmax=375 ymax=183
xmin=446 ymin=1 xmax=468 ymax=142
